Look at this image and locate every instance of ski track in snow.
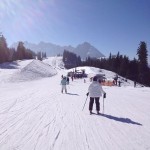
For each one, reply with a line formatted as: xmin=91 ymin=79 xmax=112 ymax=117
xmin=0 ymin=59 xmax=150 ymax=150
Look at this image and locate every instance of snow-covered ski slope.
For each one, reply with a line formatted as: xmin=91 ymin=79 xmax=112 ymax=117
xmin=0 ymin=57 xmax=150 ymax=150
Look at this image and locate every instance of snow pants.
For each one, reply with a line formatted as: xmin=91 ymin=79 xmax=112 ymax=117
xmin=89 ymin=97 xmax=100 ymax=111
xmin=61 ymin=85 xmax=67 ymax=93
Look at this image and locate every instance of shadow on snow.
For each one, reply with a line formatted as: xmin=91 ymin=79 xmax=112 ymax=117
xmin=100 ymin=114 xmax=142 ymax=126
xmin=0 ymin=62 xmax=19 ymax=69
xmin=66 ymin=93 xmax=79 ymax=96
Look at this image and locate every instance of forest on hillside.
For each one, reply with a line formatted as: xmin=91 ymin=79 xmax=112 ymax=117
xmin=63 ymin=42 xmax=150 ymax=86
xmin=0 ymin=34 xmax=47 ymax=63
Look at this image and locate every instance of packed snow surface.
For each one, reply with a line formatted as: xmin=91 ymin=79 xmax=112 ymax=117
xmin=10 ymin=59 xmax=57 ymax=82
xmin=0 ymin=57 xmax=150 ymax=150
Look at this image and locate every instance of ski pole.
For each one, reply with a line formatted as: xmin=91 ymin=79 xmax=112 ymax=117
xmin=103 ymin=93 xmax=106 ymax=114
xmin=103 ymin=96 xmax=104 ymax=114
xmin=82 ymin=95 xmax=88 ymax=111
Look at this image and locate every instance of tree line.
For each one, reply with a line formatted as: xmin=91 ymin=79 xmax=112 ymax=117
xmin=63 ymin=41 xmax=150 ymax=86
xmin=0 ymin=34 xmax=47 ymax=63
xmin=63 ymin=50 xmax=81 ymax=69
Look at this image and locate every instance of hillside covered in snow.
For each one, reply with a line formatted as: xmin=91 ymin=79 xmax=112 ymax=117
xmin=0 ymin=57 xmax=150 ymax=150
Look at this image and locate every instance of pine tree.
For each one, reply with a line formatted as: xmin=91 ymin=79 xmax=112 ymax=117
xmin=119 ymin=55 xmax=129 ymax=77
xmin=127 ymin=58 xmax=139 ymax=81
xmin=108 ymin=53 xmax=112 ymax=70
xmin=0 ymin=34 xmax=9 ymax=63
xmin=77 ymin=56 xmax=81 ymax=66
xmin=62 ymin=50 xmax=79 ymax=69
xmin=137 ymin=41 xmax=149 ymax=85
xmin=16 ymin=42 xmax=26 ymax=60
xmin=9 ymin=48 xmax=17 ymax=61
xmin=37 ymin=51 xmax=42 ymax=60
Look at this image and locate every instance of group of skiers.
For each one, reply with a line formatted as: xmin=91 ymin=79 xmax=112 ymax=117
xmin=61 ymin=72 xmax=138 ymax=115
xmin=60 ymin=75 xmax=106 ymax=115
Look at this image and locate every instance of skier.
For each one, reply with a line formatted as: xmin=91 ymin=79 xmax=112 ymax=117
xmin=66 ymin=76 xmax=69 ymax=85
xmin=87 ymin=76 xmax=106 ymax=115
xmin=114 ymin=74 xmax=118 ymax=85
xmin=61 ymin=76 xmax=67 ymax=93
xmin=72 ymin=76 xmax=74 ymax=81
xmin=118 ymin=80 xmax=121 ymax=87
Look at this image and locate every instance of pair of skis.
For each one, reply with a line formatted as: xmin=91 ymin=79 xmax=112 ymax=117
xmin=90 ymin=112 xmax=101 ymax=115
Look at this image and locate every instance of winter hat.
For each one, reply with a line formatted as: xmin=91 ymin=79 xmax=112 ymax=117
xmin=93 ymin=76 xmax=97 ymax=81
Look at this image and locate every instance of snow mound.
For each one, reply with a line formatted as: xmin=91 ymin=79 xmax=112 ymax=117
xmin=16 ymin=59 xmax=34 ymax=69
xmin=10 ymin=60 xmax=57 ymax=82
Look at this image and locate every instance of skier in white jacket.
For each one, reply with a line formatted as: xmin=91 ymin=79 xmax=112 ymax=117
xmin=87 ymin=76 xmax=106 ymax=114
xmin=61 ymin=76 xmax=67 ymax=93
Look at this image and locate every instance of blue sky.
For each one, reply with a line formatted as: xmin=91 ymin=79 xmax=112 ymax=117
xmin=0 ymin=0 xmax=150 ymax=60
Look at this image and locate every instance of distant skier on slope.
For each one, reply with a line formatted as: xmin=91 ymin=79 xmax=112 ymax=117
xmin=118 ymin=80 xmax=121 ymax=87
xmin=61 ymin=76 xmax=67 ymax=93
xmin=87 ymin=76 xmax=106 ymax=115
xmin=66 ymin=76 xmax=69 ymax=85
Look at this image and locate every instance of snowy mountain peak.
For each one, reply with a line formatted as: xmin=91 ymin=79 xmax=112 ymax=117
xmin=75 ymin=42 xmax=105 ymax=59
xmin=11 ymin=41 xmax=105 ymax=59
xmin=77 ymin=42 xmax=95 ymax=49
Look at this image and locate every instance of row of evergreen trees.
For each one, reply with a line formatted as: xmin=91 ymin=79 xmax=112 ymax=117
xmin=0 ymin=35 xmax=34 ymax=63
xmin=63 ymin=50 xmax=81 ymax=69
xmin=0 ymin=34 xmax=47 ymax=63
xmin=63 ymin=42 xmax=150 ymax=86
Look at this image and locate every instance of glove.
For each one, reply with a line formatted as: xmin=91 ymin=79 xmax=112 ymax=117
xmin=103 ymin=93 xmax=106 ymax=98
xmin=86 ymin=92 xmax=89 ymax=96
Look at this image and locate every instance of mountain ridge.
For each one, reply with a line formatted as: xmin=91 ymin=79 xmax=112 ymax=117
xmin=11 ymin=41 xmax=105 ymax=59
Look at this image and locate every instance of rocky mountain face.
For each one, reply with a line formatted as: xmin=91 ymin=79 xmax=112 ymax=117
xmin=11 ymin=41 xmax=105 ymax=60
xmin=74 ymin=42 xmax=105 ymax=59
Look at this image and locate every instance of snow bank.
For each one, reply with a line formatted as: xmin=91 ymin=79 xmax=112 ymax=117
xmin=0 ymin=60 xmax=33 ymax=83
xmin=10 ymin=60 xmax=57 ymax=82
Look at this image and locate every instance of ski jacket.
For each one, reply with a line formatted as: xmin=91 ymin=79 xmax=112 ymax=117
xmin=88 ymin=81 xmax=105 ymax=97
xmin=61 ymin=78 xmax=67 ymax=85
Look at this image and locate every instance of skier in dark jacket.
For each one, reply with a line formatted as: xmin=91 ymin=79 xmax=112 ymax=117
xmin=87 ymin=76 xmax=106 ymax=114
xmin=66 ymin=76 xmax=69 ymax=85
xmin=118 ymin=80 xmax=121 ymax=87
